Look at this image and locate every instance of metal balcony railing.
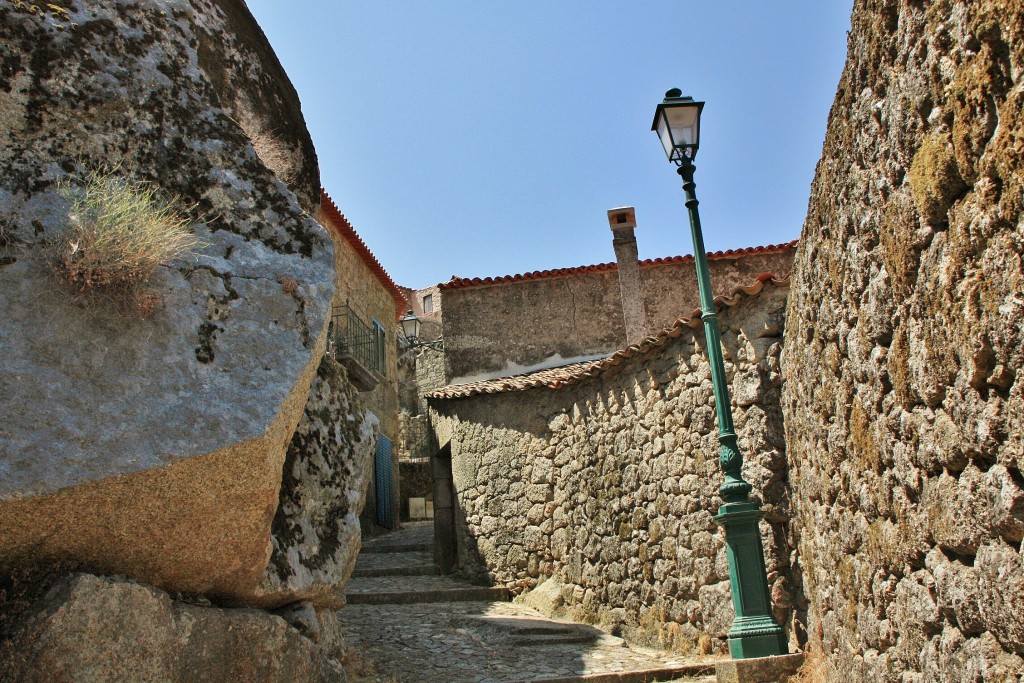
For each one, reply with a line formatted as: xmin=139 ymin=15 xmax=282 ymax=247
xmin=329 ymin=304 xmax=386 ymax=376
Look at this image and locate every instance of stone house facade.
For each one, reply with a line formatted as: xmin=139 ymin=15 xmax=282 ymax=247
xmin=437 ymin=241 xmax=795 ymax=385
xmin=426 ymin=275 xmax=796 ymax=654
xmin=317 ymin=191 xmax=406 ymax=530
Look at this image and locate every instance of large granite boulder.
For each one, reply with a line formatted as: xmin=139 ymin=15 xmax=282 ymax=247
xmin=783 ymin=0 xmax=1024 ymax=678
xmin=257 ymin=355 xmax=377 ymax=608
xmin=0 ymin=0 xmax=334 ymax=603
xmin=1 ymin=573 xmax=346 ymax=682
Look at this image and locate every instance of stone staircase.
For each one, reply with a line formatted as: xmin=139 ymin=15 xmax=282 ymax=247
xmin=339 ymin=522 xmax=718 ymax=683
xmin=346 ymin=522 xmax=509 ymax=605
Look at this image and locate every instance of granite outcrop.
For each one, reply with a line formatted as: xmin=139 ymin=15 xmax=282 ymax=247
xmin=0 ymin=0 xmax=334 ymax=603
xmin=1 ymin=573 xmax=346 ymax=682
xmin=258 ymin=355 xmax=377 ymax=608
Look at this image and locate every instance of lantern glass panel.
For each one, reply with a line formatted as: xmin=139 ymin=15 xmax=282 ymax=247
xmin=400 ymin=311 xmax=420 ymax=340
xmin=664 ymin=105 xmax=700 ymax=149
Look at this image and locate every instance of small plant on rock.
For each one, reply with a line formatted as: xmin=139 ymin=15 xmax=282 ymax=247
xmin=51 ymin=169 xmax=200 ymax=314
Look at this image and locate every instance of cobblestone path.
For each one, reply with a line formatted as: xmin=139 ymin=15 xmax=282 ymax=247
xmin=338 ymin=523 xmax=719 ymax=683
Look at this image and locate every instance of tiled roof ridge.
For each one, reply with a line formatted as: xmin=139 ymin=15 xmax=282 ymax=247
xmin=438 ymin=240 xmax=797 ymax=291
xmin=426 ymin=272 xmax=789 ymax=401
xmin=319 ymin=189 xmax=408 ymax=320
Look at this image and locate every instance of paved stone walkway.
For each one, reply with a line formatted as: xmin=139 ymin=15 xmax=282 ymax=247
xmin=338 ymin=523 xmax=719 ymax=683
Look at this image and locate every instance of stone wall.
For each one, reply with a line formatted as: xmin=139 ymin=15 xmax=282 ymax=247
xmin=414 ymin=346 xmax=449 ymax=415
xmin=317 ymin=204 xmax=401 ymax=440
xmin=783 ymin=0 xmax=1024 ymax=679
xmin=430 ymin=282 xmax=796 ymax=653
xmin=440 ymin=268 xmax=624 ymax=383
xmin=640 ymin=250 xmax=794 ymax=333
xmin=439 ymin=248 xmax=793 ymax=384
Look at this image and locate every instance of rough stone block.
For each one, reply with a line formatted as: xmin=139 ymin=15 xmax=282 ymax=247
xmin=1 ymin=574 xmax=344 ymax=682
xmin=715 ymin=653 xmax=805 ymax=683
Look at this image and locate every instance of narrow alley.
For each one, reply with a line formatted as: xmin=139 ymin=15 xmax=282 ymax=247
xmin=339 ymin=523 xmax=719 ymax=683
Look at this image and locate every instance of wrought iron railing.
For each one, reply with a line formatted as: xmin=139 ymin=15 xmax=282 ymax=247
xmin=329 ymin=304 xmax=386 ymax=376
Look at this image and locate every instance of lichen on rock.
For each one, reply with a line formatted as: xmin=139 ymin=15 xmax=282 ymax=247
xmin=0 ymin=0 xmax=335 ymax=603
xmin=783 ymin=0 xmax=1024 ymax=678
xmin=257 ymin=354 xmax=378 ymax=608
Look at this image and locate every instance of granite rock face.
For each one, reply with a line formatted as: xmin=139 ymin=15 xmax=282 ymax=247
xmin=190 ymin=0 xmax=320 ymax=213
xmin=0 ymin=0 xmax=334 ymax=602
xmin=2 ymin=574 xmax=345 ymax=683
xmin=783 ymin=0 xmax=1024 ymax=678
xmin=258 ymin=355 xmax=377 ymax=608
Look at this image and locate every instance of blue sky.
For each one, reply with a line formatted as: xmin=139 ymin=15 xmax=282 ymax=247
xmin=245 ymin=2 xmax=853 ymax=289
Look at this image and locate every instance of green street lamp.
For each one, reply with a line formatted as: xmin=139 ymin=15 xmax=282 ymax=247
xmin=652 ymin=88 xmax=787 ymax=659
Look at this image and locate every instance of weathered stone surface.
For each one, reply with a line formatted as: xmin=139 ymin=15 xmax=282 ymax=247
xmin=431 ymin=283 xmax=795 ymax=654
xmin=715 ymin=653 xmax=804 ymax=683
xmin=191 ymin=0 xmax=320 ymax=213
xmin=257 ymin=355 xmax=377 ymax=608
xmin=0 ymin=0 xmax=334 ymax=602
xmin=783 ymin=0 xmax=1024 ymax=678
xmin=2 ymin=574 xmax=345 ymax=682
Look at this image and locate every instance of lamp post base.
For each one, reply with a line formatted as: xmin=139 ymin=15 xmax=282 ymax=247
xmin=714 ymin=504 xmax=788 ymax=659
xmin=726 ymin=617 xmax=789 ymax=659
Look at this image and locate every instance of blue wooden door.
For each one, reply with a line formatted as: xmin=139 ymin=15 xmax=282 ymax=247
xmin=374 ymin=435 xmax=395 ymax=529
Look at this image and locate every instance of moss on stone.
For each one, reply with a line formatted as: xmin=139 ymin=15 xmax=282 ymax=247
xmin=909 ymin=133 xmax=969 ymax=225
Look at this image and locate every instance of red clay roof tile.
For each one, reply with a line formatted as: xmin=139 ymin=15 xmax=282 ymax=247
xmin=319 ymin=189 xmax=408 ymax=321
xmin=438 ymin=240 xmax=797 ymax=291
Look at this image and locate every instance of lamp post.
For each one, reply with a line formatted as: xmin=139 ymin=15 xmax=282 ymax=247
xmin=652 ymin=88 xmax=787 ymax=659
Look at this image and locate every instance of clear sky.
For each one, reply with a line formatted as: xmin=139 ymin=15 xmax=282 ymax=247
xmin=244 ymin=2 xmax=853 ymax=290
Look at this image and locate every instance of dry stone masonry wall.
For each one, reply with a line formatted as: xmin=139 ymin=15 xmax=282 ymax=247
xmin=431 ymin=283 xmax=795 ymax=653
xmin=783 ymin=0 xmax=1024 ymax=679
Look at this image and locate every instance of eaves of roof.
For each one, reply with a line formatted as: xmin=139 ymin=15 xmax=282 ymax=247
xmin=425 ymin=272 xmax=788 ymax=401
xmin=438 ymin=240 xmax=797 ymax=291
xmin=319 ymin=189 xmax=408 ymax=321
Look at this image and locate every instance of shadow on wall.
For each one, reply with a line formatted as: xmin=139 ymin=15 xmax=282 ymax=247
xmin=426 ymin=283 xmax=798 ymax=653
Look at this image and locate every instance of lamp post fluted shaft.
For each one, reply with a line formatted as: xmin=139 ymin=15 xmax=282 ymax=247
xmin=677 ymin=158 xmax=787 ymax=659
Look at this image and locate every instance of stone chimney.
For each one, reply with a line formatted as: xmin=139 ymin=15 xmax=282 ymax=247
xmin=608 ymin=207 xmax=648 ymax=345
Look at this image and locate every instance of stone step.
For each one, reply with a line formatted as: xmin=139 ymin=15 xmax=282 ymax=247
xmin=352 ymin=549 xmax=438 ymax=577
xmin=513 ymin=666 xmax=716 ymax=683
xmin=345 ymin=586 xmax=510 ymax=605
xmin=351 ymin=564 xmax=440 ymax=578
xmin=463 ymin=614 xmax=600 ymax=646
xmin=359 ymin=541 xmax=434 ymax=554
xmin=345 ymin=574 xmax=510 ymax=605
xmin=511 ymin=633 xmax=597 ymax=646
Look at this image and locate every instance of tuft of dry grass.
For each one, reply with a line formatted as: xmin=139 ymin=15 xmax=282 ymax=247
xmin=277 ymin=273 xmax=299 ymax=295
xmin=49 ymin=169 xmax=201 ymax=316
xmin=53 ymin=170 xmax=199 ymax=291
xmin=788 ymin=649 xmax=836 ymax=683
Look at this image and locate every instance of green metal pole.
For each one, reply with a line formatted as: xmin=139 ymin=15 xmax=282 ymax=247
xmin=677 ymin=159 xmax=787 ymax=659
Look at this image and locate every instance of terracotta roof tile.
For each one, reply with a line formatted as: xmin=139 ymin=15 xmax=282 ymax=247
xmin=438 ymin=240 xmax=797 ymax=291
xmin=319 ymin=189 xmax=408 ymax=320
xmin=426 ymin=273 xmax=788 ymax=401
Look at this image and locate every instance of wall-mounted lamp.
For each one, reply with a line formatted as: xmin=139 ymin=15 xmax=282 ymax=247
xmin=399 ymin=310 xmax=443 ymax=350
